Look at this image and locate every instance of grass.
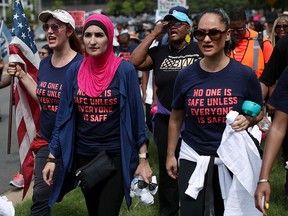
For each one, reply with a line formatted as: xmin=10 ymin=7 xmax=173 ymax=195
xmin=15 ymin=135 xmax=288 ymax=216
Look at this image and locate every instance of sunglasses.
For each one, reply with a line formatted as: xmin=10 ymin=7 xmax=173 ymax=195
xmin=194 ymin=29 xmax=226 ymax=41
xmin=42 ymin=23 xmax=64 ymax=32
xmin=137 ymin=180 xmax=157 ymax=191
xmin=230 ymin=26 xmax=246 ymax=33
xmin=275 ymin=24 xmax=288 ymax=31
xmin=167 ymin=21 xmax=188 ymax=28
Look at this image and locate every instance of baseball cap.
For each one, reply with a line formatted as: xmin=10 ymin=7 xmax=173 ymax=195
xmin=169 ymin=6 xmax=189 ymax=16
xmin=39 ymin=9 xmax=75 ymax=29
xmin=164 ymin=11 xmax=191 ymax=26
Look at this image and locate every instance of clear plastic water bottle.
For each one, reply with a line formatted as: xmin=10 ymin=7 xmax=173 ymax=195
xmin=259 ymin=120 xmax=270 ymax=131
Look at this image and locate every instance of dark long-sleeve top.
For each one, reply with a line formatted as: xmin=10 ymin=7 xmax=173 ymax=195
xmin=47 ymin=60 xmax=149 ymax=208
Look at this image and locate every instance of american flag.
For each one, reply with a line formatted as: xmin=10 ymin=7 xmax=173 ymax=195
xmin=9 ymin=0 xmax=41 ymax=197
xmin=0 ymin=20 xmax=12 ymax=59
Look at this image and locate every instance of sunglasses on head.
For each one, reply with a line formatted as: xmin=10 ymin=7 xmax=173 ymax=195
xmin=194 ymin=29 xmax=226 ymax=41
xmin=275 ymin=24 xmax=288 ymax=31
xmin=137 ymin=180 xmax=157 ymax=191
xmin=167 ymin=21 xmax=188 ymax=28
xmin=42 ymin=23 xmax=63 ymax=32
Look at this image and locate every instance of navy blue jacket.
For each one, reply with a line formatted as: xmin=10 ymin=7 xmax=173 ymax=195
xmin=48 ymin=60 xmax=149 ymax=208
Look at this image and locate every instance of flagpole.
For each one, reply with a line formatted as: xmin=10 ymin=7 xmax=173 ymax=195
xmin=7 ymin=76 xmax=14 ymax=154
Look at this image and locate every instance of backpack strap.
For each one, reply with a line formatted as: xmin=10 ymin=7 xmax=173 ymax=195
xmin=257 ymin=31 xmax=264 ymax=50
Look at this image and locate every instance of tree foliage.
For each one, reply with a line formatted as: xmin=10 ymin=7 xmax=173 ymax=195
xmin=51 ymin=0 xmax=65 ymax=11
xmin=106 ymin=0 xmax=156 ymax=16
xmin=106 ymin=0 xmax=288 ymax=16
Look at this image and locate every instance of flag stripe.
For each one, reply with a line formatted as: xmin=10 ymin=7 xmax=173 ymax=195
xmin=9 ymin=0 xmax=41 ymax=198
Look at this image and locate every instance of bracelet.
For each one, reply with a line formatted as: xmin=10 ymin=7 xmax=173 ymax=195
xmin=257 ymin=179 xmax=269 ymax=184
xmin=46 ymin=158 xmax=57 ymax=163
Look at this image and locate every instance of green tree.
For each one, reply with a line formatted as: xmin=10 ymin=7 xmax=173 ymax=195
xmin=121 ymin=1 xmax=133 ymax=16
xmin=51 ymin=0 xmax=65 ymax=11
xmin=105 ymin=0 xmax=288 ymax=16
xmin=106 ymin=0 xmax=122 ymax=16
xmin=134 ymin=2 xmax=146 ymax=14
xmin=106 ymin=0 xmax=156 ymax=16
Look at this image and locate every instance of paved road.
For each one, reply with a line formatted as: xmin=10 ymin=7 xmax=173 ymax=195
xmin=0 ymin=78 xmax=21 ymax=195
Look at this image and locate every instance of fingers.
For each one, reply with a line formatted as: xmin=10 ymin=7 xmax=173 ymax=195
xmin=7 ymin=63 xmax=22 ymax=77
xmin=254 ymin=184 xmax=271 ymax=215
xmin=167 ymin=167 xmax=178 ymax=179
xmin=230 ymin=115 xmax=249 ymax=131
xmin=42 ymin=165 xmax=55 ymax=186
xmin=254 ymin=193 xmax=266 ymax=214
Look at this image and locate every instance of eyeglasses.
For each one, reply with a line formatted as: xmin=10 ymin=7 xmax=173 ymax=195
xmin=167 ymin=21 xmax=188 ymax=28
xmin=42 ymin=23 xmax=63 ymax=32
xmin=275 ymin=24 xmax=288 ymax=31
xmin=137 ymin=180 xmax=158 ymax=191
xmin=194 ymin=29 xmax=227 ymax=41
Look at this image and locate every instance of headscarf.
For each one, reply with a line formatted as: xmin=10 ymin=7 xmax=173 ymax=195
xmin=77 ymin=14 xmax=122 ymax=97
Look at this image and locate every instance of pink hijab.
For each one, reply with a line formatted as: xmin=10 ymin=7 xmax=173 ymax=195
xmin=77 ymin=14 xmax=122 ymax=97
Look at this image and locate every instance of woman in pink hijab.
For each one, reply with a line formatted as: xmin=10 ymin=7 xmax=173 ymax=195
xmin=42 ymin=14 xmax=152 ymax=215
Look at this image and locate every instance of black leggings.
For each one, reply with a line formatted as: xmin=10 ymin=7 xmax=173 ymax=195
xmin=154 ymin=114 xmax=180 ymax=216
xmin=178 ymin=159 xmax=224 ymax=216
xmin=76 ymin=154 xmax=124 ymax=216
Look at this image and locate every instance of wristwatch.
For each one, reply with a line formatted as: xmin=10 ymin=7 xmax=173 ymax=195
xmin=139 ymin=152 xmax=149 ymax=159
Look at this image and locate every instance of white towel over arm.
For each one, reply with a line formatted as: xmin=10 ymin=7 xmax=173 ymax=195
xmin=217 ymin=111 xmax=262 ymax=216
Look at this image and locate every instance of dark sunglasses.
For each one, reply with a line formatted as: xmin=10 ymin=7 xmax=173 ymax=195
xmin=194 ymin=29 xmax=226 ymax=41
xmin=42 ymin=23 xmax=63 ymax=32
xmin=167 ymin=21 xmax=188 ymax=28
xmin=230 ymin=27 xmax=246 ymax=33
xmin=137 ymin=180 xmax=157 ymax=191
xmin=275 ymin=24 xmax=288 ymax=31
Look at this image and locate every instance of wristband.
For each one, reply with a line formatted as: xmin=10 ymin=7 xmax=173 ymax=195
xmin=257 ymin=179 xmax=269 ymax=184
xmin=46 ymin=158 xmax=57 ymax=163
xmin=139 ymin=152 xmax=149 ymax=159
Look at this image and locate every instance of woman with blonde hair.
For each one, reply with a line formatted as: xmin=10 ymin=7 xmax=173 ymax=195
xmin=270 ymin=14 xmax=288 ymax=47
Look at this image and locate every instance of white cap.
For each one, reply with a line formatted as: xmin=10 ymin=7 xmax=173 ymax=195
xmin=39 ymin=9 xmax=75 ymax=29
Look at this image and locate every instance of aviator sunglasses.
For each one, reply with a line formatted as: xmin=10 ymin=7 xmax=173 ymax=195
xmin=194 ymin=29 xmax=227 ymax=41
xmin=137 ymin=179 xmax=158 ymax=191
xmin=42 ymin=23 xmax=64 ymax=32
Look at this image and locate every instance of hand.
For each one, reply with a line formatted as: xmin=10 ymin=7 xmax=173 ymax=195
xmin=166 ymin=155 xmax=178 ymax=179
xmin=42 ymin=161 xmax=56 ymax=186
xmin=134 ymin=159 xmax=152 ymax=183
xmin=230 ymin=114 xmax=249 ymax=131
xmin=254 ymin=182 xmax=271 ymax=215
xmin=152 ymin=21 xmax=169 ymax=37
xmin=266 ymin=103 xmax=275 ymax=116
xmin=257 ymin=116 xmax=271 ymax=132
xmin=142 ymin=92 xmax=146 ymax=104
xmin=7 ymin=63 xmax=24 ymax=78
